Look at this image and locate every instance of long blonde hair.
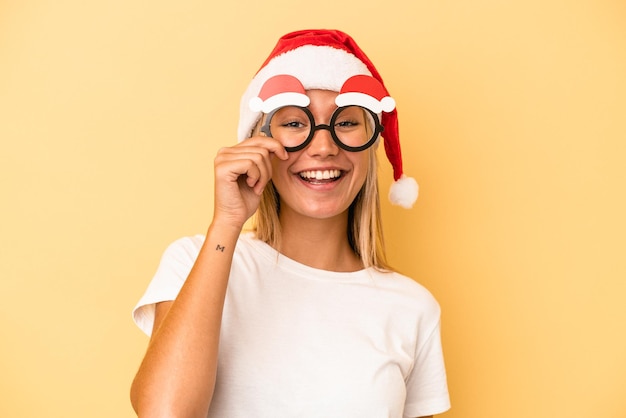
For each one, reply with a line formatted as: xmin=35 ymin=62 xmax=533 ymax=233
xmin=252 ymin=146 xmax=390 ymax=271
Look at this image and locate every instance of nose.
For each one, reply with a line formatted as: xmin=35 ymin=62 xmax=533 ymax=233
xmin=306 ymin=125 xmax=339 ymax=157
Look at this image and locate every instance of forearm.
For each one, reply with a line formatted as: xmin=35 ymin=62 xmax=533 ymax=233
xmin=130 ymin=221 xmax=241 ymax=418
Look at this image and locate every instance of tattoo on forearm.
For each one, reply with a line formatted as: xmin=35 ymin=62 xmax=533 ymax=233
xmin=216 ymin=244 xmax=225 ymax=252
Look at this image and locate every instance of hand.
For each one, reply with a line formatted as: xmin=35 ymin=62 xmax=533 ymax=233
xmin=212 ymin=136 xmax=288 ymax=230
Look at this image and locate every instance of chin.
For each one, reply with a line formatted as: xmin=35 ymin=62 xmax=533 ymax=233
xmin=283 ymin=199 xmax=352 ymax=221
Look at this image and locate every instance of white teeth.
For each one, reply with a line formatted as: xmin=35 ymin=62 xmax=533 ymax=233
xmin=299 ymin=169 xmax=341 ymax=180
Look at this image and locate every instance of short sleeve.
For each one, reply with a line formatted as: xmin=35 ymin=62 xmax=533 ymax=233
xmin=403 ymin=309 xmax=451 ymax=417
xmin=132 ymin=235 xmax=204 ymax=336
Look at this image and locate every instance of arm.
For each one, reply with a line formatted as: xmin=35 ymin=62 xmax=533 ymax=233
xmin=130 ymin=137 xmax=287 ymax=418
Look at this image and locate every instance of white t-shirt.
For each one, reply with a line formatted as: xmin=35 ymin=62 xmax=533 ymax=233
xmin=133 ymin=233 xmax=450 ymax=418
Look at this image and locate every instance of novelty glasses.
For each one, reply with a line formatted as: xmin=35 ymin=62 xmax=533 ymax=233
xmin=260 ymin=105 xmax=384 ymax=152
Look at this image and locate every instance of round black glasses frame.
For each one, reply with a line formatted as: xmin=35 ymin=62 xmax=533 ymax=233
xmin=260 ymin=105 xmax=384 ymax=152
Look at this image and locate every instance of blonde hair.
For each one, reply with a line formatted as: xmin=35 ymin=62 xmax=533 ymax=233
xmin=252 ymin=146 xmax=391 ymax=271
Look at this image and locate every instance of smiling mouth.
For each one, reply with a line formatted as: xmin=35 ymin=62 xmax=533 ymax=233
xmin=298 ymin=169 xmax=343 ymax=183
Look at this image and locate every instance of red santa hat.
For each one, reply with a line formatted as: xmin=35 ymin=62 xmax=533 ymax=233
xmin=238 ymin=29 xmax=418 ymax=208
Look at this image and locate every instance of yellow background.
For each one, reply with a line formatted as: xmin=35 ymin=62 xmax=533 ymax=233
xmin=1 ymin=0 xmax=625 ymax=417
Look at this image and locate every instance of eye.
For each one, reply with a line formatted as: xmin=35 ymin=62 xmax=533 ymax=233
xmin=271 ymin=106 xmax=310 ymax=129
xmin=336 ymin=119 xmax=359 ymax=128
xmin=282 ymin=120 xmax=307 ymax=128
xmin=334 ymin=106 xmax=369 ymax=130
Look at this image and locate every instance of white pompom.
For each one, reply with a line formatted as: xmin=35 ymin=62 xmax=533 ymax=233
xmin=249 ymin=97 xmax=263 ymax=112
xmin=388 ymin=175 xmax=419 ymax=208
xmin=380 ymin=96 xmax=396 ymax=112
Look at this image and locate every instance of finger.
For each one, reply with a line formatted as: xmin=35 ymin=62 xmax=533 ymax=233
xmin=217 ymin=146 xmax=273 ymax=182
xmin=215 ymin=151 xmax=272 ymax=193
xmin=239 ymin=136 xmax=289 ymax=161
xmin=226 ymin=149 xmax=272 ymax=184
xmin=240 ymin=160 xmax=268 ymax=196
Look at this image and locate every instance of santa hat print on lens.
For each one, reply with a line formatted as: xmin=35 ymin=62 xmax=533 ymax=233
xmin=238 ymin=29 xmax=419 ymax=208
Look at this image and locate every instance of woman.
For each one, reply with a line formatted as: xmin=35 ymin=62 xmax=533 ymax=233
xmin=131 ymin=29 xmax=450 ymax=418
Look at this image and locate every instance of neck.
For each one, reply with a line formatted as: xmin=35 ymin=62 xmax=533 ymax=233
xmin=276 ymin=208 xmax=363 ymax=272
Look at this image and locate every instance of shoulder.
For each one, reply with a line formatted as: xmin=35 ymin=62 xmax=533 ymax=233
xmin=370 ymin=269 xmax=439 ymax=302
xmin=160 ymin=232 xmax=265 ymax=264
xmin=232 ymin=232 xmax=274 ymax=264
xmin=159 ymin=232 xmax=262 ymax=262
xmin=159 ymin=234 xmax=205 ymax=264
xmin=368 ymin=269 xmax=442 ymax=322
xmin=166 ymin=234 xmax=205 ymax=251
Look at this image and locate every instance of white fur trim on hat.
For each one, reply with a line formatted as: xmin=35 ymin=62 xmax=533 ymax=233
xmin=238 ymin=45 xmax=372 ymax=141
xmin=335 ymin=92 xmax=396 ymax=114
xmin=249 ymin=92 xmax=310 ymax=113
